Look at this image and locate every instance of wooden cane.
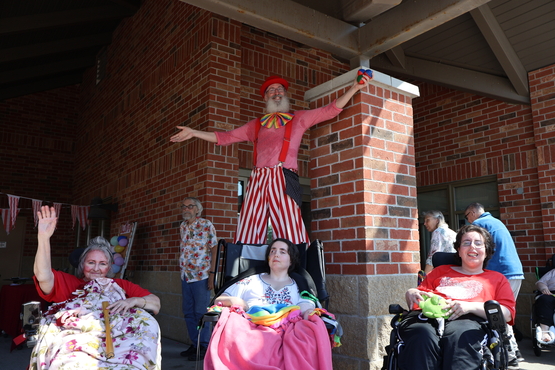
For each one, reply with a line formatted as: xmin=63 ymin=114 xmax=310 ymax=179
xmin=102 ymin=301 xmax=115 ymax=359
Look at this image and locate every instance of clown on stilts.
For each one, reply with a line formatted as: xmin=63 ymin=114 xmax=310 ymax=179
xmin=170 ymin=72 xmax=373 ymax=245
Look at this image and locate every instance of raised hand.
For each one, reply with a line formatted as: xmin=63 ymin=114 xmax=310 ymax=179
xmin=37 ymin=206 xmax=58 ymax=239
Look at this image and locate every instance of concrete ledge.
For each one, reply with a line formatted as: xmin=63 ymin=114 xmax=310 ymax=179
xmin=304 ymin=67 xmax=420 ymax=102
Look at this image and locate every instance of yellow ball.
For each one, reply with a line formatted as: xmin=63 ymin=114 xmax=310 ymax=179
xmin=114 ymin=245 xmax=125 ymax=253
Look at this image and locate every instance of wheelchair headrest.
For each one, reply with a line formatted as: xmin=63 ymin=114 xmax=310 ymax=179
xmin=432 ymin=252 xmax=460 ymax=268
xmin=69 ymin=247 xmax=86 ymax=268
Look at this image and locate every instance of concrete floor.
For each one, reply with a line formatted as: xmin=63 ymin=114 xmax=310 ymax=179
xmin=1 ymin=333 xmax=554 ymax=369
xmin=0 ymin=335 xmax=202 ymax=370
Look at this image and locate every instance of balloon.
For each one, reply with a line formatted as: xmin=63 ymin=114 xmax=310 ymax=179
xmin=118 ymin=237 xmax=128 ymax=247
xmin=114 ymin=257 xmax=125 ymax=266
xmin=110 ymin=246 xmax=116 ymax=253
xmin=113 ymin=253 xmax=123 ymax=260
xmin=111 ymin=264 xmax=121 ymax=273
xmin=115 ymin=245 xmax=125 ymax=253
xmin=110 ymin=236 xmax=119 ymax=246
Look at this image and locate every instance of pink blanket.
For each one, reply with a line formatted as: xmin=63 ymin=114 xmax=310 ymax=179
xmin=204 ymin=307 xmax=333 ymax=370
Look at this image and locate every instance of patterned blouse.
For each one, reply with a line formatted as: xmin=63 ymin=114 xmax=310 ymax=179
xmin=223 ymin=273 xmax=314 ymax=309
xmin=426 ymin=224 xmax=457 ymax=266
xmin=179 ymin=217 xmax=217 ymax=282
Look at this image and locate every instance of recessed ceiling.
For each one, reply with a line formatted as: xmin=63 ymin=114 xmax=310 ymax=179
xmin=1 ymin=0 xmax=554 ymax=104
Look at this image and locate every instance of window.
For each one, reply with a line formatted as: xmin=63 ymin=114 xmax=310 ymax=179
xmin=417 ymin=176 xmax=499 ymax=269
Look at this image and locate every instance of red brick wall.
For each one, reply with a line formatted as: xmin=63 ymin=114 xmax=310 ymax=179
xmin=413 ymin=81 xmax=545 ymax=271
xmin=530 ymin=64 xmax=555 ymax=258
xmin=310 ymin=83 xmax=419 ymax=275
xmin=67 ymin=0 xmax=352 ymax=274
xmin=0 ymin=0 xmax=354 ymax=276
xmin=0 ymin=86 xmax=79 ymax=261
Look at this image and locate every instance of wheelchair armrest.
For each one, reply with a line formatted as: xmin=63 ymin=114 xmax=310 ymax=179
xmin=484 ymin=300 xmax=508 ymax=338
xmin=203 ymin=311 xmax=221 ymax=322
xmin=388 ymin=304 xmax=407 ymax=315
xmin=21 ymin=301 xmax=43 ymax=348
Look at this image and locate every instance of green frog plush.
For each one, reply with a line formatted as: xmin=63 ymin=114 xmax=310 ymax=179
xmin=418 ymin=295 xmax=450 ymax=319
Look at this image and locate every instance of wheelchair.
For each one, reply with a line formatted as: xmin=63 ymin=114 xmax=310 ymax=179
xmin=211 ymin=238 xmax=329 ymax=305
xmin=194 ymin=239 xmax=335 ymax=370
xmin=381 ymin=252 xmax=510 ymax=370
xmin=530 ymin=254 xmax=555 ymax=357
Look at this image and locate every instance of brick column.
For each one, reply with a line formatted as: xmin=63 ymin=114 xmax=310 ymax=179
xmin=306 ymin=69 xmax=420 ymax=370
xmin=530 ymin=63 xmax=555 ymax=258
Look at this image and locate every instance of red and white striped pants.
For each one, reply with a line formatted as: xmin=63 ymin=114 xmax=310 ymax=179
xmin=234 ymin=166 xmax=309 ymax=245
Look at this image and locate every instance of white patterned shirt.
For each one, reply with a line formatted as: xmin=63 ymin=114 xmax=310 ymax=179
xmin=179 ymin=217 xmax=217 ymax=282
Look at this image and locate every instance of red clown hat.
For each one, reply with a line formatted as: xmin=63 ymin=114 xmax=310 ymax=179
xmin=260 ymin=76 xmax=289 ymax=98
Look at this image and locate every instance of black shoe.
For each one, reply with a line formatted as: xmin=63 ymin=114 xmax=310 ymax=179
xmin=188 ymin=346 xmax=207 ymax=361
xmin=515 ymin=350 xmax=524 ymax=362
xmin=180 ymin=346 xmax=196 ymax=357
xmin=507 ymin=359 xmax=520 ymax=370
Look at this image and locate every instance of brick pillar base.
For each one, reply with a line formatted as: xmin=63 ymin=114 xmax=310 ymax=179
xmin=306 ymin=69 xmax=420 ymax=369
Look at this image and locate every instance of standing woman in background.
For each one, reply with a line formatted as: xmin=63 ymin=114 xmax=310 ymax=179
xmin=423 ymin=210 xmax=457 ymax=273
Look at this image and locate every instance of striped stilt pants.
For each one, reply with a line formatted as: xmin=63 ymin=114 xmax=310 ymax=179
xmin=234 ymin=166 xmax=309 ymax=245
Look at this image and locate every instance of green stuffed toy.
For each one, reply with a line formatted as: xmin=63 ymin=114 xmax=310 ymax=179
xmin=418 ymin=295 xmax=451 ymax=319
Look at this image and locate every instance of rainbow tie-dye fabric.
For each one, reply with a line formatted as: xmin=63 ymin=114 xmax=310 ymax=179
xmin=260 ymin=112 xmax=294 ymax=128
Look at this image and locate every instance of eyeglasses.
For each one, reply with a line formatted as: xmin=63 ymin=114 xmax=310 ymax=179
xmin=460 ymin=240 xmax=485 ymax=249
xmin=181 ymin=204 xmax=197 ymax=210
xmin=266 ymin=87 xmax=285 ymax=94
xmin=464 ymin=211 xmax=472 ymax=220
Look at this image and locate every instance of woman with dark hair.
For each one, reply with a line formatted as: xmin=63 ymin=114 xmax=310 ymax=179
xmin=398 ymin=224 xmax=515 ymax=370
xmin=214 ymin=238 xmax=313 ymax=318
xmin=206 ymin=238 xmax=333 ymax=370
xmin=31 ymin=206 xmax=161 ymax=369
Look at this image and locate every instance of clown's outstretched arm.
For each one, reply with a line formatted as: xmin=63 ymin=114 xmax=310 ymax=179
xmin=34 ymin=206 xmax=57 ymax=295
xmin=335 ymin=73 xmax=373 ymax=109
xmin=170 ymin=126 xmax=217 ymax=143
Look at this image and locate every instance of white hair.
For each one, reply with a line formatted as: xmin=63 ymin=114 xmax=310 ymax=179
xmin=265 ymin=95 xmax=290 ymax=113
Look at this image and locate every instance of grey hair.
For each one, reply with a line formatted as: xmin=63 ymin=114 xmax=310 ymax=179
xmin=76 ymin=236 xmax=115 ymax=279
xmin=465 ymin=202 xmax=485 ymax=214
xmin=180 ymin=197 xmax=203 ymax=216
xmin=423 ymin=210 xmax=447 ymax=227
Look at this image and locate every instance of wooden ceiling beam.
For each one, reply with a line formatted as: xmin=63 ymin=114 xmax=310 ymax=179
xmin=0 ymin=73 xmax=82 ymax=101
xmin=371 ymin=53 xmax=530 ymax=105
xmin=358 ymin=0 xmax=493 ymax=57
xmin=0 ymin=6 xmax=135 ymax=34
xmin=0 ymin=56 xmax=95 ymax=84
xmin=178 ymin=0 xmax=360 ymax=59
xmin=0 ymin=33 xmax=113 ymax=63
xmin=470 ymin=5 xmax=529 ymax=96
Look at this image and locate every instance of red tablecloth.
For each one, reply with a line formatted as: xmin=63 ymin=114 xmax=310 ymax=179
xmin=0 ymin=283 xmax=48 ymax=338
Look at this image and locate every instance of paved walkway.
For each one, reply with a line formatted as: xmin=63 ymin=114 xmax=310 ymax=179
xmin=517 ymin=341 xmax=555 ymax=370
xmin=0 ymin=335 xmax=202 ymax=370
xmin=1 ymin=333 xmax=553 ymax=369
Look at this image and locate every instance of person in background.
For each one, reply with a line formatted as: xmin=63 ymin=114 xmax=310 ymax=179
xmin=423 ymin=210 xmax=457 ymax=274
xmin=534 ymin=267 xmax=555 ymax=343
xmin=464 ymin=202 xmax=524 ymax=369
xmin=178 ymin=197 xmax=218 ymax=361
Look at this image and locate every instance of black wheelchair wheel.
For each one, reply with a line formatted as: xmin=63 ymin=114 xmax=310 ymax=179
xmin=530 ymin=305 xmax=543 ymax=357
xmin=534 ymin=344 xmax=542 ymax=357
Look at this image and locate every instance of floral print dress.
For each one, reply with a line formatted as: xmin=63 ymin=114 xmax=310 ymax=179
xmin=29 ymin=278 xmax=160 ymax=370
